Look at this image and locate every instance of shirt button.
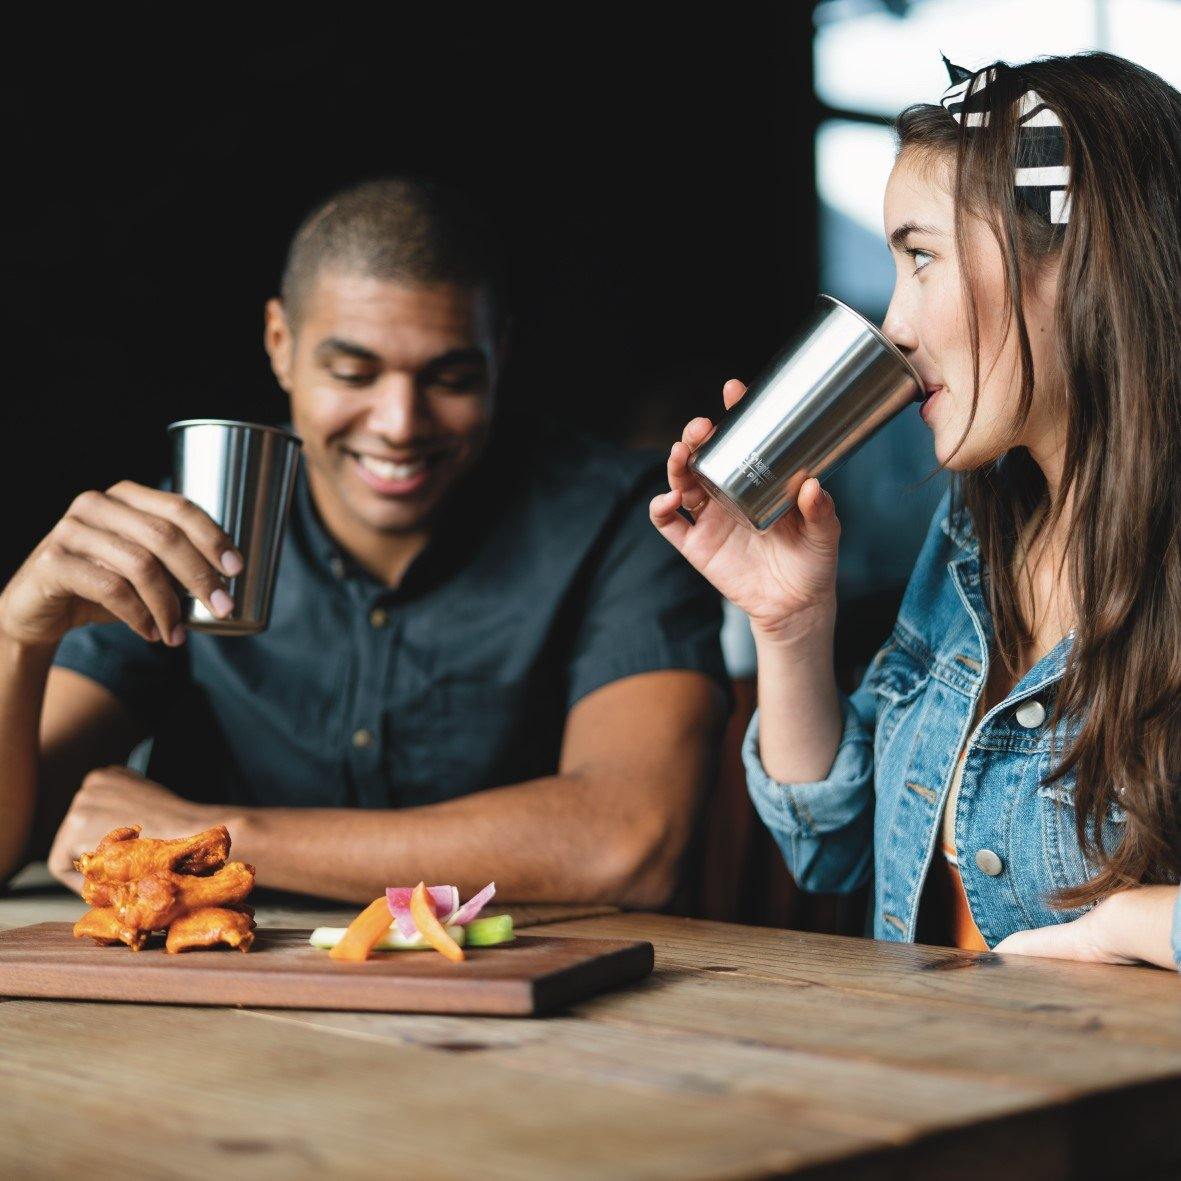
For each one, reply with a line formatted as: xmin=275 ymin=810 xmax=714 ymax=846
xmin=975 ymin=848 xmax=1004 ymax=876
xmin=351 ymin=728 xmax=373 ymax=750
xmin=330 ymin=556 xmax=346 ymax=580
xmin=1015 ymin=699 xmax=1046 ymax=728
xmin=369 ymin=607 xmax=389 ymax=629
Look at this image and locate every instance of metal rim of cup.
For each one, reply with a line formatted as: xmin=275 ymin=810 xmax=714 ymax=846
xmin=166 ymin=418 xmax=303 ymax=446
xmin=817 ymin=294 xmax=925 ymax=397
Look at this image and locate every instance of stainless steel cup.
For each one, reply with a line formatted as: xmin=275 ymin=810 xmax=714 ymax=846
xmin=167 ymin=419 xmax=302 ymax=635
xmin=688 ymin=295 xmax=923 ymax=531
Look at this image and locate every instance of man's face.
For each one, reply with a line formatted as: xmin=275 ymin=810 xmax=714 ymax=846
xmin=266 ymin=272 xmax=499 ymax=535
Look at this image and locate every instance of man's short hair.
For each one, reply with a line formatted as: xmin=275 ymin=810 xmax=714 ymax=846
xmin=279 ymin=177 xmax=505 ymax=328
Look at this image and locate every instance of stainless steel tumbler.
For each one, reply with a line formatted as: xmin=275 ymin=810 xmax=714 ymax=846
xmin=167 ymin=419 xmax=302 ymax=635
xmin=688 ymin=295 xmax=923 ymax=531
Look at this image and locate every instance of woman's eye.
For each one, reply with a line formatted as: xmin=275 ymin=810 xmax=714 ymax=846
xmin=907 ymin=248 xmax=934 ymax=275
xmin=331 ymin=371 xmax=374 ymax=386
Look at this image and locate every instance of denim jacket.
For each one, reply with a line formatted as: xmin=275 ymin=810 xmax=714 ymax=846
xmin=744 ymin=491 xmax=1181 ymax=969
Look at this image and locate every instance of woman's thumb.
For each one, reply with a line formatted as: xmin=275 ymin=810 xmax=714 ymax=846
xmin=797 ymin=478 xmax=840 ymax=550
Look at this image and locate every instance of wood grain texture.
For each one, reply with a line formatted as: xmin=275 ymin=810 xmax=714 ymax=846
xmin=4 ymin=875 xmax=1181 ymax=1178
xmin=0 ymin=922 xmax=652 ymax=1015
xmin=527 ymin=913 xmax=1181 ymax=1049
xmin=0 ymin=998 xmax=871 ymax=1181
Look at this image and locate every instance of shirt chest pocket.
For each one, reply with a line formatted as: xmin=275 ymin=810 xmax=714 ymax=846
xmin=1036 ymin=766 xmax=1128 ymax=912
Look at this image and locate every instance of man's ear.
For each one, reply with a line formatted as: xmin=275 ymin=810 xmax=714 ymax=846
xmin=263 ymin=297 xmax=295 ymax=393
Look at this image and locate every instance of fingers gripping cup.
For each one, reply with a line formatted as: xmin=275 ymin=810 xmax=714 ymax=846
xmin=688 ymin=296 xmax=923 ymax=531
xmin=167 ymin=420 xmax=302 ymax=635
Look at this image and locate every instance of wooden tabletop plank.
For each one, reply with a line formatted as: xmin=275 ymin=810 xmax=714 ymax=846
xmin=241 ymin=1005 xmax=1053 ymax=1141
xmin=528 ymin=913 xmax=1181 ymax=1048
xmin=567 ymin=953 xmax=1181 ymax=1087
xmin=0 ymin=997 xmax=874 ymax=1180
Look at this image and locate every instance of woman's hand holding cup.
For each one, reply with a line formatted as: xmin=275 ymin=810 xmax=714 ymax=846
xmin=650 ymin=379 xmax=842 ymax=647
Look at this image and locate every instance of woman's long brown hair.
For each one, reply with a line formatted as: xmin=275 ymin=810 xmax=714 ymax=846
xmin=896 ymin=53 xmax=1181 ymax=907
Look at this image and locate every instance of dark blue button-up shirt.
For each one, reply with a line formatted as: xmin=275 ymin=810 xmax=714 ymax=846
xmin=55 ymin=420 xmax=726 ymax=810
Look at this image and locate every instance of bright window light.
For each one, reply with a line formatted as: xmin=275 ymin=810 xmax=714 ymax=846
xmin=815 ymin=0 xmax=1102 ymax=117
xmin=816 ymin=120 xmax=898 ymax=314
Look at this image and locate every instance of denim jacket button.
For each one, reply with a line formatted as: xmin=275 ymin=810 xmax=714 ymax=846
xmin=974 ymin=848 xmax=1004 ymax=876
xmin=1015 ymin=699 xmax=1046 ymax=728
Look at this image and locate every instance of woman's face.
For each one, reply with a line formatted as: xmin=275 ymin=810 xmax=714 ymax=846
xmin=881 ymin=148 xmax=1062 ymax=471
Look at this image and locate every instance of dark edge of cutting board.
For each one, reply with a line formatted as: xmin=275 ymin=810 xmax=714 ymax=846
xmin=0 ymin=923 xmax=654 ymax=1016
xmin=530 ymin=936 xmax=655 ymax=1014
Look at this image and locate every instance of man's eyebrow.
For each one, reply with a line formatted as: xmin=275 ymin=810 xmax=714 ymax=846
xmin=420 ymin=347 xmax=487 ymax=370
xmin=314 ymin=338 xmax=381 ymax=363
xmin=889 ymin=221 xmax=943 ymax=251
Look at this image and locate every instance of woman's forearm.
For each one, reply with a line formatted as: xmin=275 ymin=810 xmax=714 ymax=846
xmin=752 ymin=608 xmax=843 ymax=785
xmin=0 ymin=632 xmax=56 ymax=882
xmin=1106 ymin=885 xmax=1181 ymax=970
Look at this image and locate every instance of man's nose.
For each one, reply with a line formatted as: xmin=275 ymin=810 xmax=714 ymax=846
xmin=366 ymin=374 xmax=421 ymax=442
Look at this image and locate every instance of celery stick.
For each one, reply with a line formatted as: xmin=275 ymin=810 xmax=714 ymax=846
xmin=464 ymin=914 xmax=514 ymax=946
xmin=309 ymin=925 xmax=467 ymax=951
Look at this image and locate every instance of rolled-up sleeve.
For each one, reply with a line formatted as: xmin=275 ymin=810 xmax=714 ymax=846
xmin=565 ymin=470 xmax=727 ymax=710
xmin=743 ymin=691 xmax=875 ymax=894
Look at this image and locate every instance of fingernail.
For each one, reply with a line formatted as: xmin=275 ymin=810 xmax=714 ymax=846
xmin=211 ymin=589 xmax=234 ymax=617
xmin=170 ymin=625 xmax=187 ymax=646
xmin=221 ymin=550 xmax=244 ymax=576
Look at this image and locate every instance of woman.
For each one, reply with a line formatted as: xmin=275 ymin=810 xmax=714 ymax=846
xmin=652 ymin=52 xmax=1181 ymax=968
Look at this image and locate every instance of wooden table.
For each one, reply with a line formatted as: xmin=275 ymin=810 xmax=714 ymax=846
xmin=3 ymin=864 xmax=1180 ymax=1180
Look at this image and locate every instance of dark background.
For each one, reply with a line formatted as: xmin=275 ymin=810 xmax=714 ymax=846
xmin=4 ymin=6 xmax=817 ymax=579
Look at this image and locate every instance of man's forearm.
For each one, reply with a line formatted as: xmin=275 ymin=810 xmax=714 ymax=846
xmin=225 ymin=769 xmax=676 ymax=907
xmin=0 ymin=633 xmax=55 ymax=882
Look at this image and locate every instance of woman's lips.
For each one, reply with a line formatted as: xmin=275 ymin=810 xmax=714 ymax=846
xmin=919 ymin=385 xmax=944 ymax=423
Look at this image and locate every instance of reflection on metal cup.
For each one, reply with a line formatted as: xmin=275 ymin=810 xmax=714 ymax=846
xmin=687 ymin=295 xmax=923 ymax=531
xmin=167 ymin=419 xmax=302 ymax=635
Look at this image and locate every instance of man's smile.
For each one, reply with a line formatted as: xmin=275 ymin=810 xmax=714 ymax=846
xmin=343 ymin=445 xmax=451 ymax=497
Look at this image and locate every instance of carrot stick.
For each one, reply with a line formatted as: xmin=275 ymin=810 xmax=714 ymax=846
xmin=328 ymin=897 xmax=394 ymax=962
xmin=410 ymin=881 xmax=465 ymax=963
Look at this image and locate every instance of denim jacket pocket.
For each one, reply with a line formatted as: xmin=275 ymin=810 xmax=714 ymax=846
xmin=869 ymin=637 xmax=930 ymax=752
xmin=1037 ymin=768 xmax=1128 ymax=910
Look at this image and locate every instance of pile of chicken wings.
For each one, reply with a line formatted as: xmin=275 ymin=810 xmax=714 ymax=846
xmin=72 ymin=825 xmax=256 ymax=953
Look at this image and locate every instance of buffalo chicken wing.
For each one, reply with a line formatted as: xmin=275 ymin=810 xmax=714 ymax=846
xmin=72 ymin=824 xmax=256 ymax=953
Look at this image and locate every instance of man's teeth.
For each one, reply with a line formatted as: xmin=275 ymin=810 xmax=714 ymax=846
xmin=356 ymin=454 xmax=428 ymax=481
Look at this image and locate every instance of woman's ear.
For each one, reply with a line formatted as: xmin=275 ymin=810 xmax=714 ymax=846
xmin=263 ymin=298 xmax=294 ymax=393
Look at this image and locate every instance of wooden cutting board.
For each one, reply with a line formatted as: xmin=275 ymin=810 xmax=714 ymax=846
xmin=0 ymin=922 xmax=653 ymax=1016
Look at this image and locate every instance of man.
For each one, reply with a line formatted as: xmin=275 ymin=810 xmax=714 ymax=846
xmin=0 ymin=178 xmax=727 ymax=906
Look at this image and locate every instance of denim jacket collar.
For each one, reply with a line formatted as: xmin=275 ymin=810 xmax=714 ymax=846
xmin=942 ymin=502 xmax=1073 ymax=702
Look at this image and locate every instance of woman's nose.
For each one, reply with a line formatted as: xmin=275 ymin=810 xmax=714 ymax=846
xmin=881 ymin=293 xmax=919 ymax=357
